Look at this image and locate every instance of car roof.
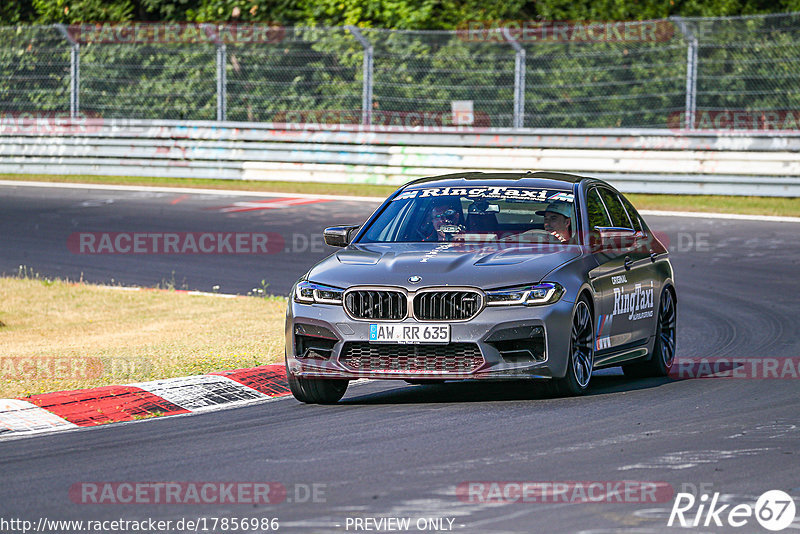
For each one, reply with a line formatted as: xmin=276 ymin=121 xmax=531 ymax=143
xmin=401 ymin=171 xmax=592 ymax=191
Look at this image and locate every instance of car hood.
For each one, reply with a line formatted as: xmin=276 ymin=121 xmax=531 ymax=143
xmin=308 ymin=242 xmax=584 ymax=290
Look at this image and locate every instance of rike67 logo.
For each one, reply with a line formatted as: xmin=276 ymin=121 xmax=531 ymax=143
xmin=668 ymin=490 xmax=796 ymax=531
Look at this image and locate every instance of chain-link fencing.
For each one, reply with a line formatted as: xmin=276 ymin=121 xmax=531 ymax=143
xmin=1 ymin=13 xmax=799 ymax=130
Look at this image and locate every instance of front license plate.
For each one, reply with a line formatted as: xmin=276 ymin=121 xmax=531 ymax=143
xmin=369 ymin=324 xmax=450 ymax=344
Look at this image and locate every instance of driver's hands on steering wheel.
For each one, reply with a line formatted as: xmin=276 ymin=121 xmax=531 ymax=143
xmin=549 ymin=230 xmax=569 ymax=243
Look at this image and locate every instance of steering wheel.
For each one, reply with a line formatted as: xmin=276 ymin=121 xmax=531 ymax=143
xmin=415 ymin=221 xmax=437 ymax=242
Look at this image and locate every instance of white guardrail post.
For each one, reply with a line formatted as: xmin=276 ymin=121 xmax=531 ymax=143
xmin=347 ymin=26 xmax=374 ymax=126
xmin=503 ymin=28 xmax=526 ymax=130
xmin=671 ymin=17 xmax=699 ymax=131
xmin=55 ymin=24 xmax=80 ymax=119
xmin=216 ymin=42 xmax=227 ymax=122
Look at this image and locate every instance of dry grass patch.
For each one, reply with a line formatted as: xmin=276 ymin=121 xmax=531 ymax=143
xmin=0 ymin=277 xmax=286 ymax=398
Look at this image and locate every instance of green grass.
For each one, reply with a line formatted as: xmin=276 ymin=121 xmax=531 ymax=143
xmin=2 ymin=173 xmax=799 ymax=217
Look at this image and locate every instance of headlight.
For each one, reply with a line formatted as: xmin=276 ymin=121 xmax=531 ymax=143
xmin=294 ymin=280 xmax=344 ymax=304
xmin=485 ymin=282 xmax=564 ymax=306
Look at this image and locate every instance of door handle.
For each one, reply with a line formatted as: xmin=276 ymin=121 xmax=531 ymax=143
xmin=624 ymin=256 xmax=633 ymax=270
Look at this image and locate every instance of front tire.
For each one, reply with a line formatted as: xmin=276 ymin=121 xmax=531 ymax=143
xmin=623 ymin=287 xmax=677 ymax=378
xmin=287 ymin=372 xmax=348 ymax=404
xmin=551 ymin=297 xmax=594 ymax=396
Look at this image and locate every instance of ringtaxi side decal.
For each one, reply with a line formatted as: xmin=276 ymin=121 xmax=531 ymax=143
xmin=395 ymin=187 xmax=574 ymax=203
xmin=613 ymin=282 xmax=655 ymax=321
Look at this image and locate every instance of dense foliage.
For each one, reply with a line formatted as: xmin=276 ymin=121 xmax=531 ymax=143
xmin=1 ymin=0 xmax=799 ymax=27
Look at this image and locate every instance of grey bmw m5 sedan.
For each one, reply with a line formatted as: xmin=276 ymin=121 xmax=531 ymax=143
xmin=285 ymin=172 xmax=677 ymax=403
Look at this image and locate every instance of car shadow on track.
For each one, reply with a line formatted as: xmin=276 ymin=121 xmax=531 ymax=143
xmin=341 ymin=374 xmax=676 ymax=405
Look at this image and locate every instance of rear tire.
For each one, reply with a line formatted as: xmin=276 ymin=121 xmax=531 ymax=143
xmin=551 ymin=296 xmax=594 ymax=397
xmin=623 ymin=287 xmax=677 ymax=378
xmin=287 ymin=372 xmax=348 ymax=404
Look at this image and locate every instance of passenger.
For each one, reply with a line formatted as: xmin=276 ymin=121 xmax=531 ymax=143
xmin=536 ymin=202 xmax=573 ymax=243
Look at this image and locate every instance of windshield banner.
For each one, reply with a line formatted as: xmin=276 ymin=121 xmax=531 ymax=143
xmin=394 ymin=187 xmax=574 ymax=203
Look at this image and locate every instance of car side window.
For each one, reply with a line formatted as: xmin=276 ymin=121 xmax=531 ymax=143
xmin=619 ymin=194 xmax=644 ymax=233
xmin=597 ymin=188 xmax=633 ymax=229
xmin=362 ymin=199 xmax=413 ymax=242
xmin=587 ymin=188 xmax=612 ymax=229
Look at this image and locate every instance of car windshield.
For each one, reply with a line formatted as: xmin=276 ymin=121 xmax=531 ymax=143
xmin=359 ymin=185 xmax=577 ymax=245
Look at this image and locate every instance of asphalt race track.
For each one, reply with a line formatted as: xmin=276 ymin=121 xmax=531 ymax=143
xmin=0 ymin=183 xmax=377 ymax=295
xmin=1 ymin=183 xmax=799 ymax=533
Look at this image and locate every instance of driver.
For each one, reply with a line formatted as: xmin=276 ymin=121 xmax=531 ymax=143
xmin=419 ymin=200 xmax=464 ymax=242
xmin=536 ymin=202 xmax=573 ymax=243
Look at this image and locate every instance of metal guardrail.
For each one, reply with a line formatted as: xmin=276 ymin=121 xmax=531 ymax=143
xmin=1 ymin=119 xmax=798 ymax=196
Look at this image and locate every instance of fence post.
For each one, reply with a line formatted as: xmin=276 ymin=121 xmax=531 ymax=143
xmin=216 ymin=43 xmax=227 ymax=122
xmin=503 ymin=28 xmax=526 ymax=129
xmin=55 ymin=24 xmax=80 ymax=118
xmin=671 ymin=17 xmax=698 ymax=130
xmin=347 ymin=26 xmax=373 ymax=126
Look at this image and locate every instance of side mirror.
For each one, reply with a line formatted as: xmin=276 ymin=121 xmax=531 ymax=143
xmin=323 ymin=225 xmax=360 ymax=247
xmin=590 ymin=227 xmax=637 ymax=253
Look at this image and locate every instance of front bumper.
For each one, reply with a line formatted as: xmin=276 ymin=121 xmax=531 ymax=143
xmin=285 ymin=295 xmax=575 ymax=381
